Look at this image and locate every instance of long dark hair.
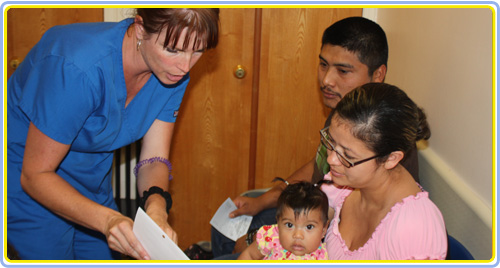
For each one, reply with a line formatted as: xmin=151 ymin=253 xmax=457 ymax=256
xmin=334 ymin=82 xmax=430 ymax=163
xmin=136 ymin=8 xmax=220 ymax=50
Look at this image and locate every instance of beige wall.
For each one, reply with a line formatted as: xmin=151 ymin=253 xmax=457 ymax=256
xmin=367 ymin=7 xmax=494 ymax=259
xmin=373 ymin=7 xmax=493 ymax=211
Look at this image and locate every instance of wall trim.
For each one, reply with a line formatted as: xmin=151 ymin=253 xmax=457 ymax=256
xmin=420 ymin=148 xmax=493 ymax=229
xmin=362 ymin=8 xmax=378 ymax=21
xmin=104 ymin=8 xmax=134 ymax=22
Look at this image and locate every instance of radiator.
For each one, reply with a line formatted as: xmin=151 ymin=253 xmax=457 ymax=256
xmin=112 ymin=140 xmax=141 ymax=218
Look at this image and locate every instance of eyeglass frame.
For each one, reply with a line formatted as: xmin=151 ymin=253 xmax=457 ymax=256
xmin=319 ymin=127 xmax=381 ymax=168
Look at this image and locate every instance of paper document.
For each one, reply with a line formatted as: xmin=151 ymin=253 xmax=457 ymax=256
xmin=133 ymin=207 xmax=189 ymax=260
xmin=210 ymin=197 xmax=253 ymax=241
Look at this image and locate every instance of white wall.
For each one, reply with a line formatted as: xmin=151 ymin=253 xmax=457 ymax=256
xmin=375 ymin=7 xmax=493 ymax=207
xmin=365 ymin=7 xmax=494 ymax=259
xmin=104 ymin=8 xmax=135 ymax=22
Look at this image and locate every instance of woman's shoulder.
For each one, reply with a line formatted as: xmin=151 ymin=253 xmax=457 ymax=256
xmin=44 ymin=18 xmax=132 ymax=42
xmin=34 ymin=19 xmax=132 ymax=68
xmin=377 ymin=191 xmax=447 ymax=259
xmin=384 ymin=191 xmax=445 ymax=229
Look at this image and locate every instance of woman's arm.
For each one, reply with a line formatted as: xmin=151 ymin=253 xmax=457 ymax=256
xmin=21 ymin=123 xmax=149 ymax=260
xmin=237 ymin=241 xmax=264 ymax=260
xmin=136 ymin=119 xmax=177 ymax=243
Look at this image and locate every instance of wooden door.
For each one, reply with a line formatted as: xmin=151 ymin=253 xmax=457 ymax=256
xmin=169 ymin=8 xmax=256 ymax=249
xmin=6 ymin=8 xmax=103 ymax=78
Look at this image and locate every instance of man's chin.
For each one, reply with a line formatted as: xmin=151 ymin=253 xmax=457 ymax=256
xmin=323 ymin=99 xmax=339 ymax=109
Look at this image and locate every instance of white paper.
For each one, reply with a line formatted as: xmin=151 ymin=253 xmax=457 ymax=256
xmin=210 ymin=197 xmax=253 ymax=241
xmin=133 ymin=207 xmax=189 ymax=260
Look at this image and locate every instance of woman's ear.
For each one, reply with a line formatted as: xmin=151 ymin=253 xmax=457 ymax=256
xmin=383 ymin=151 xmax=404 ymax=170
xmin=134 ymin=15 xmax=145 ymax=40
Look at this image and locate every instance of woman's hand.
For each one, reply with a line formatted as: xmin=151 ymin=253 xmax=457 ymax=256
xmin=149 ymin=208 xmax=178 ymax=244
xmin=145 ymin=194 xmax=178 ymax=244
xmin=104 ymin=211 xmax=150 ymax=260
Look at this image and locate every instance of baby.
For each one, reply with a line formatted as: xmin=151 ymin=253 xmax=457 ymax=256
xmin=238 ymin=181 xmax=329 ymax=260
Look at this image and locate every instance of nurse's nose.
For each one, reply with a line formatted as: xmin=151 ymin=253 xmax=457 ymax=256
xmin=177 ymin=53 xmax=191 ymax=74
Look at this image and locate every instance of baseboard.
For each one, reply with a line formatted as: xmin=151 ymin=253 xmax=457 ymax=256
xmin=418 ymin=148 xmax=494 ymax=260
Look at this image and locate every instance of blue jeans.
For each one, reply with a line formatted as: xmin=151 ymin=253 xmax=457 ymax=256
xmin=211 ymin=207 xmax=277 ymax=259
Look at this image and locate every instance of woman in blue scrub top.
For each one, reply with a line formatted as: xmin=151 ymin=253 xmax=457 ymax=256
xmin=7 ymin=8 xmax=219 ymax=260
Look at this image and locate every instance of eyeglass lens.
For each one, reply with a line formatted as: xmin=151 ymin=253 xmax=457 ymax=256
xmin=320 ymin=129 xmax=352 ymax=168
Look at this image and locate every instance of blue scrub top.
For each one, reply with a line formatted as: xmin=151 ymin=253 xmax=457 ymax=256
xmin=7 ymin=18 xmax=189 ymax=207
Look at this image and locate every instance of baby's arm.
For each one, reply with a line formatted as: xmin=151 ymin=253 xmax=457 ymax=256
xmin=237 ymin=241 xmax=264 ymax=260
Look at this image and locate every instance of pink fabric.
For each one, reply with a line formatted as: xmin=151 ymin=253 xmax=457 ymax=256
xmin=321 ymin=174 xmax=447 ymax=260
xmin=256 ymin=224 xmax=328 ymax=260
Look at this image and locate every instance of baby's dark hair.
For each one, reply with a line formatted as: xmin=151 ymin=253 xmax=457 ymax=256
xmin=275 ymin=181 xmax=329 ymax=225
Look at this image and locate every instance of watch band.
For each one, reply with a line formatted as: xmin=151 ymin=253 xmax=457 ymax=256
xmin=140 ymin=186 xmax=173 ymax=214
xmin=246 ymin=228 xmax=259 ymax=246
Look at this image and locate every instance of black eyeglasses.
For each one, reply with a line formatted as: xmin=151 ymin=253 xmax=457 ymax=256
xmin=319 ymin=127 xmax=380 ymax=168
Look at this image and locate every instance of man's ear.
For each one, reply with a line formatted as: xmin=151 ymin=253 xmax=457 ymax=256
xmin=383 ymin=151 xmax=404 ymax=170
xmin=134 ymin=15 xmax=145 ymax=40
xmin=371 ymin=64 xmax=387 ymax=83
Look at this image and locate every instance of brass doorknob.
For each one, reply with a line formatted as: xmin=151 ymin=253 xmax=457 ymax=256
xmin=233 ymin=65 xmax=246 ymax=79
xmin=10 ymin=58 xmax=20 ymax=70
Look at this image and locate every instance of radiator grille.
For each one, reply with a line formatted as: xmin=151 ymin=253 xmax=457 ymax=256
xmin=112 ymin=140 xmax=141 ymax=217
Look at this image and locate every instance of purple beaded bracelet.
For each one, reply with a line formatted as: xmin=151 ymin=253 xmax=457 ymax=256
xmin=133 ymin=157 xmax=173 ymax=180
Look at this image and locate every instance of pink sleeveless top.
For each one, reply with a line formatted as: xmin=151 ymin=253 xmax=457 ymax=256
xmin=321 ymin=174 xmax=447 ymax=260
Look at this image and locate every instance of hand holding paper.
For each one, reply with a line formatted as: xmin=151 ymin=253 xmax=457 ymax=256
xmin=133 ymin=208 xmax=189 ymax=260
xmin=210 ymin=198 xmax=253 ymax=241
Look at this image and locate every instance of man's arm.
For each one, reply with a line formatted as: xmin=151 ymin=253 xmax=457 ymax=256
xmin=231 ymin=158 xmax=316 ymax=254
xmin=230 ymin=157 xmax=316 ymax=218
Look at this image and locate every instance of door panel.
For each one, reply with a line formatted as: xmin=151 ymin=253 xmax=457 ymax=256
xmin=6 ymin=8 xmax=103 ymax=78
xmin=169 ymin=8 xmax=256 ymax=249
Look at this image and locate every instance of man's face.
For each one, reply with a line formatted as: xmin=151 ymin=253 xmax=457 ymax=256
xmin=318 ymin=44 xmax=380 ymax=109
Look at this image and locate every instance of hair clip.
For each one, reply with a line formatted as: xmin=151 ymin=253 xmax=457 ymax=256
xmin=272 ymin=177 xmax=289 ymax=185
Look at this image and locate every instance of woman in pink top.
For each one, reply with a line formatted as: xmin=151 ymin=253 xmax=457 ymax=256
xmin=319 ymin=83 xmax=447 ymax=260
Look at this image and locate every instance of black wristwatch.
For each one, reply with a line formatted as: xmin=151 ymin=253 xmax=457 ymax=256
xmin=246 ymin=228 xmax=259 ymax=246
xmin=140 ymin=186 xmax=173 ymax=214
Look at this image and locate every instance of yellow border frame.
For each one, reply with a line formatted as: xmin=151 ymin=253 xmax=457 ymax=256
xmin=2 ymin=2 xmax=497 ymax=266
